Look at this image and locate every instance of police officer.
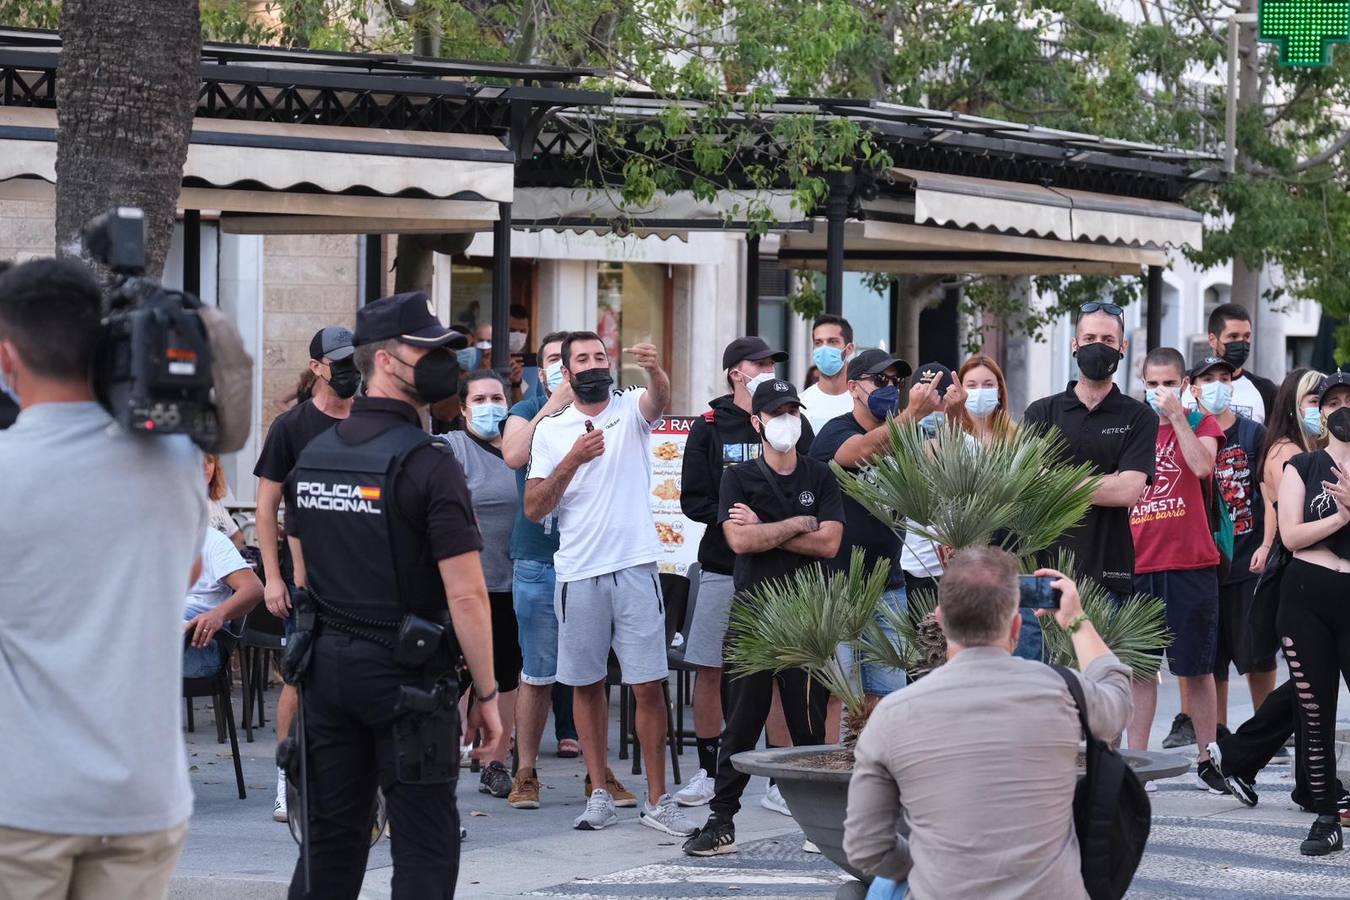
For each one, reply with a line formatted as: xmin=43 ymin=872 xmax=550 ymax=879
xmin=283 ymin=292 xmax=504 ymax=900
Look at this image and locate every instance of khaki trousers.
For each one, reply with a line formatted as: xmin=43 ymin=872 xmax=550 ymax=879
xmin=0 ymin=821 xmax=188 ymax=900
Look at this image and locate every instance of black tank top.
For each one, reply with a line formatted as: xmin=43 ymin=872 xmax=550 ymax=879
xmin=1286 ymin=450 xmax=1350 ymax=559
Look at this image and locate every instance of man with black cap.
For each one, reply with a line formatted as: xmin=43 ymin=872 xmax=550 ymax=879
xmin=810 ymin=349 xmax=955 ymax=700
xmin=281 ymin=293 xmax=502 ymax=900
xmin=683 ymin=378 xmax=844 ymax=857
xmin=675 ymin=336 xmax=815 ymax=809
xmin=254 ymin=324 xmax=360 ymax=823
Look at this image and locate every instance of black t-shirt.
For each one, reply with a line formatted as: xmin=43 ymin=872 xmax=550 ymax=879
xmin=1286 ymin=450 xmax=1350 ymax=559
xmin=285 ymin=398 xmax=482 ymax=564
xmin=718 ymin=455 xmax=845 ymax=594
xmin=1220 ymin=415 xmax=1267 ymax=582
xmin=1023 ymin=383 xmax=1157 ymax=594
xmin=809 ymin=413 xmax=906 ymax=588
xmin=1238 ymin=370 xmax=1278 ymax=423
xmin=254 ymin=399 xmax=343 ymax=483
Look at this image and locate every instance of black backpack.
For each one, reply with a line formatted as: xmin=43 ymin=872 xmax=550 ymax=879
xmin=1052 ymin=665 xmax=1151 ymax=900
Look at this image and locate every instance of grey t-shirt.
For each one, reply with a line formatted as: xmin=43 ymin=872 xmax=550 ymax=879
xmin=441 ymin=431 xmax=518 ymax=592
xmin=0 ymin=402 xmax=207 ymax=834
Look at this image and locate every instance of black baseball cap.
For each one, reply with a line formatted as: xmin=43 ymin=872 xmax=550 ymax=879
xmin=752 ymin=378 xmax=806 ymax=416
xmin=1189 ymin=356 xmax=1236 ymax=380
xmin=912 ymin=361 xmax=954 ymax=396
xmin=722 ymin=336 xmax=789 ymax=370
xmin=309 ymin=326 xmax=355 ymax=362
xmin=847 ymin=348 xmax=912 ymax=381
xmin=1318 ymin=370 xmax=1350 ymax=406
xmin=353 ymin=291 xmax=468 ymax=349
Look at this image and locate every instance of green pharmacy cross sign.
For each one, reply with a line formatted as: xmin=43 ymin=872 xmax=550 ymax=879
xmin=1260 ymin=0 xmax=1350 ymax=67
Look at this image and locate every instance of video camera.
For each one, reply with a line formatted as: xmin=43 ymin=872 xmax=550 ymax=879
xmin=86 ymin=208 xmax=222 ymax=449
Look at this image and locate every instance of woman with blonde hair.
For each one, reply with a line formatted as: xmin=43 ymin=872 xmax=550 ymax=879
xmin=1257 ymin=368 xmax=1327 ymax=571
xmin=954 ymin=355 xmax=1017 ymax=444
xmin=205 ymin=452 xmax=247 ymax=550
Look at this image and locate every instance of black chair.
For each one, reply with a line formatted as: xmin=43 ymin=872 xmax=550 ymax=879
xmin=183 ymin=633 xmax=247 ymax=800
xmin=609 ymin=572 xmax=689 ymax=785
xmin=238 ymin=602 xmax=286 ymax=743
xmin=667 ymin=562 xmax=702 ymax=749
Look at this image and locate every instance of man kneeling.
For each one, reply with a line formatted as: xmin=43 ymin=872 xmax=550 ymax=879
xmin=843 ymin=547 xmax=1132 ymax=900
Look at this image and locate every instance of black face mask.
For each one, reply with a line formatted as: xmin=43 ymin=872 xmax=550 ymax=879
xmin=1074 ymin=342 xmax=1121 ymax=382
xmin=1327 ymin=407 xmax=1350 ymax=443
xmin=324 ymin=360 xmax=362 ymax=400
xmin=391 ymin=349 xmax=460 ymax=406
xmin=570 ymin=367 xmax=614 ymax=404
xmin=1221 ymin=340 xmax=1250 ymax=370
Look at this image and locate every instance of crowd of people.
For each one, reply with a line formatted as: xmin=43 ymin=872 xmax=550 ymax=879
xmin=4 ymin=244 xmax=1350 ymax=900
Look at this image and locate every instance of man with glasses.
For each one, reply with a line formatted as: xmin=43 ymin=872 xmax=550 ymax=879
xmin=811 ymin=349 xmax=957 ymax=700
xmin=1023 ymin=302 xmax=1157 ymax=600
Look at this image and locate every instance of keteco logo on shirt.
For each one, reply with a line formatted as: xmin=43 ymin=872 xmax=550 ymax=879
xmin=1101 ymin=426 xmax=1133 ymax=435
xmin=296 ymin=481 xmax=383 ymax=515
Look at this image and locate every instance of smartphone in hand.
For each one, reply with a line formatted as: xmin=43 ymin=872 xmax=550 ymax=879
xmin=1017 ymin=575 xmax=1061 ymax=609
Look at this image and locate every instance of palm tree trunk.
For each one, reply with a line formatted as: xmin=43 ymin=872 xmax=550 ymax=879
xmin=55 ymin=0 xmax=200 ymax=275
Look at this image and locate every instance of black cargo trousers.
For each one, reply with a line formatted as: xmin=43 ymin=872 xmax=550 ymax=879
xmin=288 ymin=632 xmax=460 ymax=900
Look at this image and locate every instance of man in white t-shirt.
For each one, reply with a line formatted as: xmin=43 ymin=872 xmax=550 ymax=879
xmin=183 ymin=528 xmax=264 ymax=678
xmin=1182 ymin=303 xmax=1276 ymax=424
xmin=800 ymin=314 xmax=857 ymax=434
xmin=525 ymin=331 xmax=697 ymax=839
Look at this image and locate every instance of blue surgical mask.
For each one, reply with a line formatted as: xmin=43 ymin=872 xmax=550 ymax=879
xmin=1302 ymin=407 xmax=1324 ymax=436
xmin=964 ymin=387 xmax=999 ymax=418
xmin=813 ymin=345 xmax=845 ymax=378
xmin=918 ymin=411 xmax=946 ymax=434
xmin=456 ymin=347 xmax=482 ymax=370
xmin=866 ymin=385 xmax=902 ymax=420
xmin=1145 ymin=386 xmax=1177 ymax=415
xmin=545 ymin=361 xmax=565 ymax=392
xmin=468 ymin=403 xmax=508 ymax=438
xmin=1199 ymin=381 xmax=1232 ymax=415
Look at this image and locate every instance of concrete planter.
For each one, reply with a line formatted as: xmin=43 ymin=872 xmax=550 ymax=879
xmin=733 ymin=744 xmax=1192 ymax=896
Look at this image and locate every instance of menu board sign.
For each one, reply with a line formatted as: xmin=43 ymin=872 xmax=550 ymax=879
xmin=648 ymin=416 xmax=706 ymax=576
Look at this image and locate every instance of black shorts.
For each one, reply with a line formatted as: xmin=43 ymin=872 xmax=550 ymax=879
xmin=1214 ymin=578 xmax=1277 ymax=679
xmin=488 ymin=590 xmax=522 ymax=692
xmin=1134 ymin=568 xmax=1219 ymax=677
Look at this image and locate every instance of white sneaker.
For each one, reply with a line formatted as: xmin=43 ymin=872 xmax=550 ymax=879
xmin=273 ymin=769 xmax=288 ymax=823
xmin=761 ymin=783 xmax=791 ymax=816
xmin=574 ymin=787 xmax=619 ymax=831
xmin=1145 ymin=780 xmax=1158 ymax=794
xmin=802 ymin=839 xmax=821 ymax=853
xmin=675 ymin=769 xmax=716 ymax=807
xmin=640 ymin=793 xmax=699 ymax=836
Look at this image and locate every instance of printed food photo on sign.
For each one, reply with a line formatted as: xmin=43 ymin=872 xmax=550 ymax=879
xmin=648 ymin=416 xmax=706 ymax=576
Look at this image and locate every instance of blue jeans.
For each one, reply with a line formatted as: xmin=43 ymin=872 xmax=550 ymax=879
xmin=513 ymin=558 xmax=560 ymax=685
xmin=867 ymin=877 xmax=909 ymax=900
xmin=183 ymin=641 xmax=223 ymax=678
xmin=1013 ymin=608 xmax=1043 ymax=661
xmin=841 ymin=585 xmax=910 ymax=696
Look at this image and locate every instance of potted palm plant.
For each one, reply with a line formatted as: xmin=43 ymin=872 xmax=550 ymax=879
xmin=727 ymin=421 xmax=1184 ymax=887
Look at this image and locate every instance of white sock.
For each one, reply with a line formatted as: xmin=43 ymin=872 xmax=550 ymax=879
xmin=276 ymin=767 xmax=287 ymax=800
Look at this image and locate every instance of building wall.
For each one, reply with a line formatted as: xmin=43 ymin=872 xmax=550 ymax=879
xmin=0 ymin=198 xmax=55 ymax=263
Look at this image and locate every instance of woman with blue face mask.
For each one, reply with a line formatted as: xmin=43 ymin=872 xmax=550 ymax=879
xmin=437 ymin=370 xmax=524 ymax=800
xmin=954 ymin=355 xmax=1016 ymax=446
xmin=1258 ymin=369 xmax=1327 ymax=569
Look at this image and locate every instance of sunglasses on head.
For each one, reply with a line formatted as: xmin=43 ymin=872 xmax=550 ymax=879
xmin=1080 ymin=301 xmax=1124 ymax=318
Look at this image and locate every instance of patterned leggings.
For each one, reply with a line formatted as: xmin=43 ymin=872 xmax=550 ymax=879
xmin=1278 ymin=559 xmax=1350 ymax=815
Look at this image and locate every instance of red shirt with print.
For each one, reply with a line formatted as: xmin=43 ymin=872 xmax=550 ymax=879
xmin=1129 ymin=414 xmax=1225 ymax=574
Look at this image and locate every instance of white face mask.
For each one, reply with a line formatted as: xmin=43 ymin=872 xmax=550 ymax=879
xmin=744 ymin=372 xmax=775 ymax=396
xmin=760 ymin=412 xmax=802 ymax=453
xmin=507 ymin=330 xmax=527 ymax=353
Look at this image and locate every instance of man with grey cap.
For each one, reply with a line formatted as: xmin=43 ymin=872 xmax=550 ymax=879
xmin=683 ymin=377 xmax=844 ymax=857
xmin=253 ymin=324 xmax=359 ymax=823
xmin=281 ymin=292 xmax=499 ymax=899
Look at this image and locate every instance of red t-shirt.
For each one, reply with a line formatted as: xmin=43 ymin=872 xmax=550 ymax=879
xmin=1130 ymin=414 xmax=1225 ymax=574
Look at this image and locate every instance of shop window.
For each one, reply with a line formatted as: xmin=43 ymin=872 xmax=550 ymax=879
xmin=597 ymin=262 xmax=669 ymax=389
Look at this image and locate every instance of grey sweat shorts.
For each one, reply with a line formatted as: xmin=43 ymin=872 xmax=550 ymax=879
xmin=555 ymin=562 xmax=671 ymax=687
xmin=682 ymin=570 xmax=736 ymax=668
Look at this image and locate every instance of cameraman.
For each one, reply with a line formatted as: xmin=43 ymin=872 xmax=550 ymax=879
xmin=843 ymin=547 xmax=1132 ymax=900
xmin=0 ymin=259 xmax=207 ymax=899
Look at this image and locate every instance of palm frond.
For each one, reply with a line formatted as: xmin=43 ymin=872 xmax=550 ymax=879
xmin=835 ymin=421 xmax=1101 ymax=558
xmin=1037 ymin=549 xmax=1171 ymax=678
xmin=726 ymin=548 xmax=891 ymax=723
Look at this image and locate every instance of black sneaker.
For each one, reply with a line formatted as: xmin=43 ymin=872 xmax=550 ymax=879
xmin=1206 ymin=742 xmax=1256 ymax=806
xmin=683 ymin=816 xmax=737 ymax=857
xmin=479 ymin=761 xmax=513 ymax=798
xmin=1162 ymin=713 xmax=1196 ymax=749
xmin=1195 ymin=759 xmax=1230 ymax=795
xmin=1300 ymin=815 xmax=1343 ymax=856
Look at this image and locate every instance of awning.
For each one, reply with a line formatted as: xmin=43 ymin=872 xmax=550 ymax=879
xmin=778 ymin=219 xmax=1169 ymax=276
xmin=889 ymin=167 xmax=1203 ymax=249
xmin=510 ymin=186 xmax=806 ymax=240
xmin=0 ymin=106 xmax=511 ymax=231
